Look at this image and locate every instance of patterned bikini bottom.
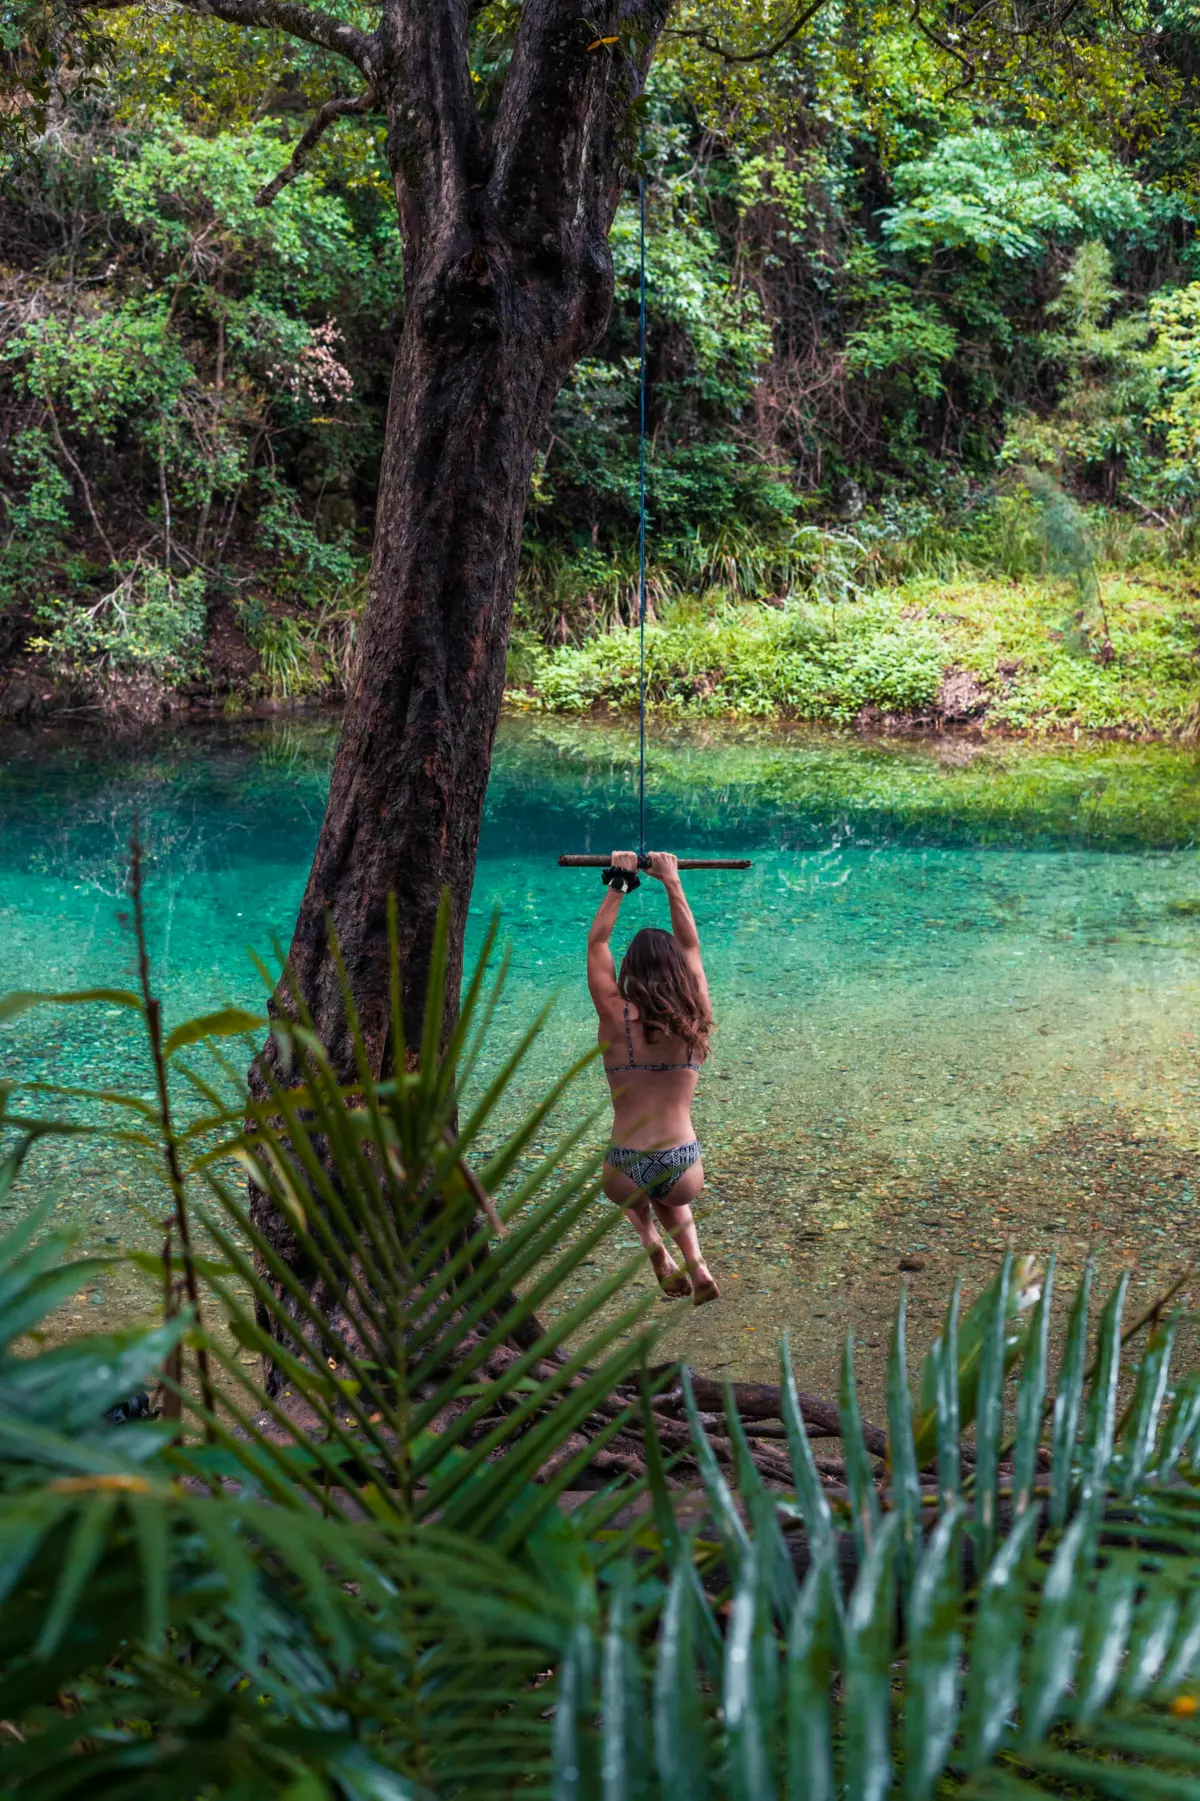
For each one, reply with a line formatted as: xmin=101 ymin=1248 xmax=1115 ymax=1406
xmin=604 ymin=1139 xmax=702 ymax=1203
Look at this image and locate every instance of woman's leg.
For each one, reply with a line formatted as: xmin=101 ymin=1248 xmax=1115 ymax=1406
xmin=650 ymin=1163 xmax=720 ymax=1303
xmin=602 ymin=1166 xmax=690 ymax=1296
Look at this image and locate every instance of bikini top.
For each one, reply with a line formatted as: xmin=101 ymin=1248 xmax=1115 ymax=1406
xmin=604 ymin=1002 xmax=703 ymax=1077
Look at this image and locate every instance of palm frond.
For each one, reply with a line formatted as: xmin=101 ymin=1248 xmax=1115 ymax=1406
xmin=0 ymin=891 xmax=663 ymax=1795
xmin=7 ymin=880 xmax=1200 ymax=1798
xmin=564 ymin=1262 xmax=1200 ymax=1799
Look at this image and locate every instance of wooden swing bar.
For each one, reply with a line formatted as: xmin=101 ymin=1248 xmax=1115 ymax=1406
xmin=558 ymin=855 xmax=751 ymax=870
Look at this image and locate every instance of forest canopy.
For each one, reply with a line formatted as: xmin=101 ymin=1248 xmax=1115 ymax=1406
xmin=1 ymin=0 xmax=1198 ymax=699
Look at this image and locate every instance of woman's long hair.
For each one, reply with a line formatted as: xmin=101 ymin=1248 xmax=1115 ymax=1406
xmin=618 ymin=927 xmax=712 ymax=1059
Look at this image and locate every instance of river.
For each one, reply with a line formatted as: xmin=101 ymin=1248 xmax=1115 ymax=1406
xmin=2 ymin=713 xmax=1198 ymax=1401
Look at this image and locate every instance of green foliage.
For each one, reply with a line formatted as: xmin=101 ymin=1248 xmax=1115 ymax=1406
xmin=5 ymin=300 xmax=194 ymax=444
xmin=0 ymin=900 xmax=659 ymax=1795
xmin=1145 ymin=283 xmax=1200 ymax=493
xmin=5 ymin=912 xmax=1200 ymax=1794
xmin=559 ymin=1262 xmax=1200 ymax=1799
xmin=845 ymin=288 xmax=959 ymax=400
xmin=881 ymin=130 xmax=1150 ymax=263
xmin=104 ymin=122 xmax=366 ymax=303
xmin=236 ymin=583 xmax=364 ymax=698
xmin=527 ymin=599 xmax=945 ymax=723
xmin=1018 ymin=468 xmax=1106 ymax=632
xmin=3 ymin=0 xmax=1200 ymax=705
xmin=1001 ymin=244 xmax=1161 ymax=507
xmin=27 ymin=562 xmax=208 ymax=685
xmin=237 ymin=604 xmax=308 ymax=698
xmin=255 ymin=472 xmax=360 ymax=595
xmin=0 ymin=429 xmax=72 ymax=609
xmin=609 ymin=202 xmax=772 ymax=409
xmin=518 ymin=565 xmax=1200 ymax=736
xmin=0 ymin=107 xmax=382 ymax=684
xmin=517 ymin=35 xmax=1200 ymax=651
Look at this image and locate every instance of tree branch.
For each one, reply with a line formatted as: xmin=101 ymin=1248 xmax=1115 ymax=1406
xmin=44 ymin=400 xmax=119 ymax=569
xmin=79 ymin=0 xmax=376 ymax=78
xmin=491 ymin=2 xmax=667 ymax=260
xmin=910 ymin=0 xmax=977 ymax=92
xmin=255 ymin=86 xmax=377 ymax=207
xmin=665 ymin=0 xmax=827 ymax=65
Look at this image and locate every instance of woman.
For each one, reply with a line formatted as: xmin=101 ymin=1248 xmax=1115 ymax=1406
xmin=587 ymin=849 xmax=720 ymax=1305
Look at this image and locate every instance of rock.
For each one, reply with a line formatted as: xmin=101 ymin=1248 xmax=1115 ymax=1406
xmin=0 ymin=679 xmax=42 ymax=723
xmin=937 ymin=666 xmax=989 ymax=722
xmin=836 ymin=477 xmax=864 ymax=521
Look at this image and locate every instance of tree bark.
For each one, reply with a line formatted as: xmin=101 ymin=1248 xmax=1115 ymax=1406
xmin=264 ymin=2 xmax=666 ymax=1078
xmin=248 ymin=4 xmax=668 ymax=1323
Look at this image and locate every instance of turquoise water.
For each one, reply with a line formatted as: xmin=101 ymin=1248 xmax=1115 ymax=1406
xmin=2 ymin=715 xmax=1199 ymax=1394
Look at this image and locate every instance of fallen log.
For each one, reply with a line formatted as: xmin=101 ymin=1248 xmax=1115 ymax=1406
xmin=644 ymin=1369 xmax=890 ymax=1459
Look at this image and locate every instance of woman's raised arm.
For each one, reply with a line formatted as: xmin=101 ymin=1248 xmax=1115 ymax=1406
xmin=646 ymin=852 xmax=709 ymax=1001
xmin=586 ymin=850 xmax=637 ymax=1014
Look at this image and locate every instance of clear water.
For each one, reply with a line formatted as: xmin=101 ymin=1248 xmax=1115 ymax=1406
xmin=2 ymin=714 xmax=1199 ymax=1401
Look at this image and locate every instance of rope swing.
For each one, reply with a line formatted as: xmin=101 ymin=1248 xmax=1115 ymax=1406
xmin=559 ymin=170 xmax=752 ymax=878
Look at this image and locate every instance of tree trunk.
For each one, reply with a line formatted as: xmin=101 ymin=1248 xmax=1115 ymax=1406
xmin=250 ymin=4 xmax=668 ymax=1317
xmin=265 ymin=3 xmax=665 ymax=1075
xmin=273 ymin=261 xmax=581 ymax=1077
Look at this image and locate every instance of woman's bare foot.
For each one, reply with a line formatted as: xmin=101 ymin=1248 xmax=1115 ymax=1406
xmin=688 ymin=1263 xmax=720 ymax=1306
xmin=649 ymin=1246 xmax=691 ymax=1300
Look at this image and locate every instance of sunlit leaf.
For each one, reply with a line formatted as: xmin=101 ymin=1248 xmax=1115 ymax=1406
xmin=163 ymin=1007 xmax=266 ymax=1058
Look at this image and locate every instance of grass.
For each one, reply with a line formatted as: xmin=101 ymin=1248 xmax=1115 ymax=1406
xmin=510 ymin=566 xmax=1200 ymax=737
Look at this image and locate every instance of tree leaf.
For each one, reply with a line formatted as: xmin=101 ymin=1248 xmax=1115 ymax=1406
xmin=1117 ymin=1312 xmax=1177 ymax=1494
xmin=724 ymin=1544 xmax=776 ymax=1801
xmin=904 ymin=1502 xmax=963 ymax=1801
xmin=961 ymin=1505 xmax=1040 ymax=1770
xmin=654 ymin=1545 xmax=711 ymax=1800
xmin=779 ymin=1334 xmax=835 ymax=1573
xmin=1050 ymin=1257 xmax=1094 ymax=1527
xmin=932 ymin=1281 xmax=960 ymax=1510
xmin=785 ymin=1552 xmax=836 ymax=1801
xmin=0 ymin=987 xmax=144 ymax=1024
xmin=839 ymin=1333 xmax=880 ymax=1561
xmin=600 ymin=1564 xmax=648 ymax=1801
xmin=1021 ymin=1510 xmax=1089 ymax=1747
xmin=1079 ymin=1271 xmax=1129 ymax=1507
xmin=886 ymin=1288 xmax=922 ymax=1607
xmin=163 ymin=1007 xmax=266 ymax=1058
xmin=1011 ymin=1255 xmax=1054 ymax=1516
xmin=553 ymin=1618 xmax=595 ymax=1801
xmin=36 ymin=1492 xmax=118 ymax=1656
xmin=842 ymin=1512 xmax=897 ymax=1801
xmin=973 ymin=1253 xmax=1011 ymax=1570
xmin=682 ymin=1367 xmax=750 ymax=1567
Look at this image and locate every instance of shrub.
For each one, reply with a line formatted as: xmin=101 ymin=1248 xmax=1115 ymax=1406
xmin=26 ymin=562 xmax=208 ymax=685
xmin=530 ymin=602 xmax=945 ymax=722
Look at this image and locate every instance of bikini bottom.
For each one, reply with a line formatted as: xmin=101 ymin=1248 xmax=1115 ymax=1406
xmin=605 ymin=1139 xmax=702 ymax=1203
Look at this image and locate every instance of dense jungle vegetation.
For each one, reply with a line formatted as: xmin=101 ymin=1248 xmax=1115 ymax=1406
xmin=3 ymin=4 xmax=1200 ymax=731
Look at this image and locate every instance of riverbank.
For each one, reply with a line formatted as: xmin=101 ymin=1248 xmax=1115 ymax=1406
xmin=508 ymin=567 xmax=1200 ymax=737
xmin=3 ymin=563 xmax=1198 ymax=738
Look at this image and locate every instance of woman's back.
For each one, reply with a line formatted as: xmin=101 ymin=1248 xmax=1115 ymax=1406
xmin=602 ymin=1001 xmax=702 ymax=1149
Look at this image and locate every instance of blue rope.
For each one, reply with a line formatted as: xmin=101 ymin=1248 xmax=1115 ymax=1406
xmin=637 ymin=170 xmax=648 ymax=865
